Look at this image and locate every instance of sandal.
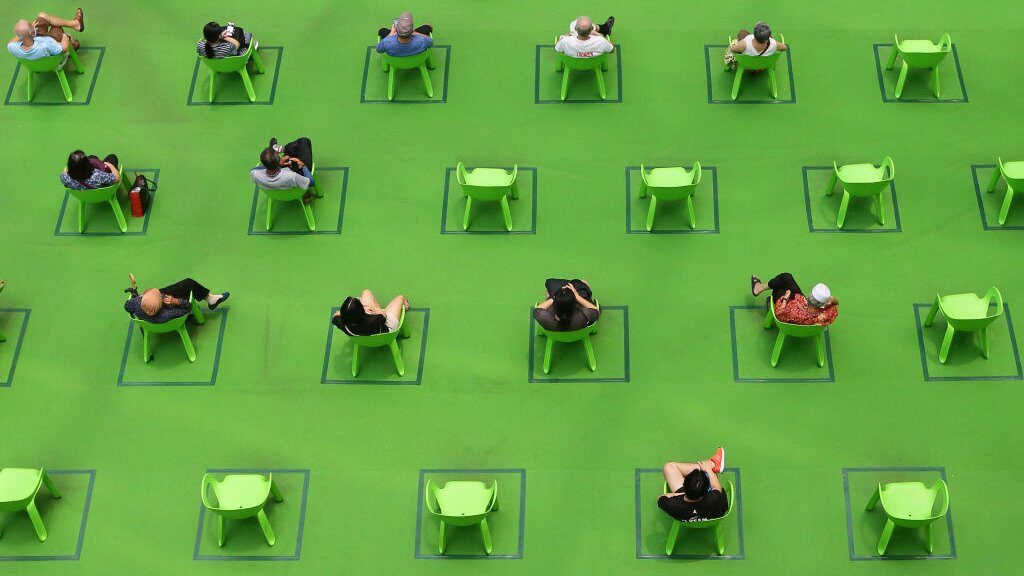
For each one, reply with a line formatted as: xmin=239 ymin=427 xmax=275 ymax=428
xmin=75 ymin=8 xmax=84 ymax=32
xmin=750 ymin=275 xmax=760 ymax=297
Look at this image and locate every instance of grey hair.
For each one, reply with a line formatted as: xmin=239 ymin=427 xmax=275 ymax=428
xmin=753 ymin=21 xmax=771 ymax=43
xmin=575 ymin=16 xmax=593 ymax=37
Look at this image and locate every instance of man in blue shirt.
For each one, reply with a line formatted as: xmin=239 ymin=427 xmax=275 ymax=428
xmin=7 ymin=10 xmax=84 ymax=60
xmin=376 ymin=11 xmax=433 ymax=57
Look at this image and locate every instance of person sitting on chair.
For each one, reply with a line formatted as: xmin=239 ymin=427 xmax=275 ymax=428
xmin=7 ymin=9 xmax=84 ymax=60
xmin=250 ymin=137 xmax=317 ymax=202
xmin=555 ymin=15 xmax=615 ymax=58
xmin=376 ymin=11 xmax=433 ymax=57
xmin=196 ymin=21 xmax=251 ymax=59
xmin=124 ymin=274 xmax=229 ymax=324
xmin=751 ymin=272 xmax=838 ymax=326
xmin=332 ymin=290 xmax=409 ymax=336
xmin=60 ymin=150 xmax=120 ymax=190
xmin=725 ymin=21 xmax=787 ymax=70
xmin=534 ymin=278 xmax=600 ymax=331
xmin=659 ymin=448 xmax=728 ymax=522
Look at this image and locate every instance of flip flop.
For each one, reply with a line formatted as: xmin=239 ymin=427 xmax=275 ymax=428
xmin=750 ymin=275 xmax=760 ymax=297
xmin=76 ymin=8 xmax=84 ymax=32
xmin=209 ymin=292 xmax=230 ymax=310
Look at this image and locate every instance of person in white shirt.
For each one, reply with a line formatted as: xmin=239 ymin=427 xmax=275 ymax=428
xmin=555 ymin=15 xmax=615 ymax=58
xmin=726 ymin=21 xmax=787 ymax=70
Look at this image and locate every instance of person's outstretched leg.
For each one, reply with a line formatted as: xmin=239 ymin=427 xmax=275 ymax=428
xmin=415 ymin=24 xmax=433 ymax=35
xmin=597 ymin=17 xmax=615 ymax=36
xmin=736 ymin=29 xmax=750 ymax=41
xmin=360 ymin=289 xmax=382 ymax=313
xmin=285 ymin=138 xmax=313 ymax=168
xmin=103 ymin=153 xmax=119 ymax=166
xmin=662 ymin=461 xmax=710 ymax=492
xmin=377 ymin=27 xmax=390 ymax=40
xmin=37 ymin=10 xmax=83 ymax=32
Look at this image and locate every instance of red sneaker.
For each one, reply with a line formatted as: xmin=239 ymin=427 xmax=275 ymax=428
xmin=709 ymin=447 xmax=725 ymax=474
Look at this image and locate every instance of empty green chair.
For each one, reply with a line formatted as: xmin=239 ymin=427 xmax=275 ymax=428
xmin=64 ymin=164 xmax=129 ymax=233
xmin=986 ymin=157 xmax=1024 ymax=226
xmin=536 ymin=302 xmax=600 ymax=373
xmin=825 ymin=157 xmax=895 ymax=228
xmin=424 ymin=478 xmax=498 ymax=555
xmin=456 ymin=162 xmax=518 ymax=231
xmin=132 ymin=294 xmax=205 ymax=363
xmin=347 ymin=307 xmax=411 ymax=377
xmin=885 ymin=34 xmax=951 ymax=99
xmin=201 ymin=472 xmax=283 ymax=547
xmin=762 ymin=299 xmax=829 ymax=367
xmin=729 ymin=34 xmax=785 ymax=100
xmin=18 ymin=47 xmax=83 ymax=102
xmin=663 ymin=479 xmax=735 ymax=556
xmin=923 ymin=287 xmax=1003 ymax=364
xmin=554 ymin=39 xmax=610 ymax=100
xmin=0 ymin=468 xmax=62 ymax=541
xmin=639 ymin=163 xmax=702 ymax=231
xmin=259 ymin=163 xmax=322 ymax=231
xmin=200 ymin=40 xmax=266 ymax=103
xmin=379 ymin=37 xmax=435 ymax=100
xmin=866 ymin=479 xmax=949 ymax=556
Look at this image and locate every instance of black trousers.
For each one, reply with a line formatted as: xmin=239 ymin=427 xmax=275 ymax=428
xmin=767 ymin=273 xmax=802 ymax=302
xmin=161 ymin=278 xmax=211 ymax=300
xmin=284 ymin=137 xmax=313 ymax=174
xmin=377 ymin=24 xmax=433 ymax=40
xmin=597 ymin=18 xmax=614 ymax=36
xmin=545 ymin=278 xmax=595 ymax=303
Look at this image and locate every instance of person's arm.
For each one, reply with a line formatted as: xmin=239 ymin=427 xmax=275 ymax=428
xmin=705 ymin=467 xmax=723 ymax=492
xmin=221 ymin=33 xmax=241 ymax=49
xmin=776 ymin=40 xmax=788 ymax=51
xmin=57 ymin=35 xmax=69 ymax=54
xmin=729 ymin=38 xmax=745 ymax=54
xmin=535 ymin=298 xmax=553 ymax=310
xmin=567 ymin=284 xmax=597 ymax=310
xmin=104 ymin=163 xmax=120 ymax=180
xmin=375 ymin=36 xmax=389 ymax=53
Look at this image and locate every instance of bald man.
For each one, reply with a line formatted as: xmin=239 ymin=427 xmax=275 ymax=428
xmin=7 ymin=9 xmax=83 ymax=60
xmin=555 ymin=15 xmax=615 ymax=58
xmin=124 ymin=274 xmax=230 ymax=324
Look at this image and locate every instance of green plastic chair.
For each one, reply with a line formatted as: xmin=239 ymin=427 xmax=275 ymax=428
xmin=986 ymin=157 xmax=1024 ymax=226
xmin=762 ymin=299 xmax=829 ymax=367
xmin=64 ymin=164 xmax=128 ymax=233
xmin=200 ymin=40 xmax=266 ymax=103
xmin=424 ymin=478 xmax=499 ymax=555
xmin=201 ymin=472 xmax=284 ymax=547
xmin=663 ymin=479 xmax=735 ymax=556
xmin=825 ymin=157 xmax=895 ymax=228
xmin=866 ymin=479 xmax=949 ymax=556
xmin=923 ymin=287 xmax=1003 ymax=364
xmin=347 ymin=306 xmax=411 ymax=377
xmin=885 ymin=34 xmax=951 ymax=99
xmin=536 ymin=301 xmax=600 ymax=373
xmin=259 ymin=163 xmax=322 ymax=231
xmin=729 ymin=34 xmax=785 ymax=100
xmin=554 ymin=36 xmax=611 ymax=101
xmin=639 ymin=163 xmax=702 ymax=231
xmin=456 ymin=162 xmax=519 ymax=231
xmin=132 ymin=294 xmax=205 ymax=363
xmin=0 ymin=468 xmax=62 ymax=542
xmin=18 ymin=47 xmax=83 ymax=102
xmin=379 ymin=36 xmax=435 ymax=101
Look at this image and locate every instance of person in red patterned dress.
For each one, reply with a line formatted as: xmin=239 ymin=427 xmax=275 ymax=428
xmin=751 ymin=273 xmax=838 ymax=326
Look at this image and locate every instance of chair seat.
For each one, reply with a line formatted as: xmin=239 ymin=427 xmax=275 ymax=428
xmin=939 ymin=293 xmax=991 ymax=320
xmin=836 ymin=163 xmax=883 ymax=183
xmin=1000 ymin=161 xmax=1024 ymax=180
xmin=212 ymin=474 xmax=271 ymax=509
xmin=463 ymin=168 xmax=513 ymax=187
xmin=644 ymin=167 xmax=696 ymax=188
xmin=435 ymin=481 xmax=490 ymax=516
xmin=879 ymin=482 xmax=938 ymax=520
xmin=0 ymin=468 xmax=41 ymax=502
xmin=897 ymin=39 xmax=944 ymax=54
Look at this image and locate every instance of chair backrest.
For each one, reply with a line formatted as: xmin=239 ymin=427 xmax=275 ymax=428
xmin=836 ymin=157 xmax=894 ymax=197
xmin=878 ymin=479 xmax=949 ymax=527
xmin=997 ymin=158 xmax=1024 ymax=188
xmin=731 ymin=34 xmax=785 ymax=71
xmin=771 ymin=299 xmax=828 ymax=337
xmin=536 ymin=301 xmax=600 ymax=342
xmin=895 ymin=33 xmax=951 ymax=68
xmin=424 ymin=479 xmax=497 ymax=527
xmin=132 ymin=294 xmax=197 ymax=334
xmin=19 ymin=53 xmax=66 ymax=72
xmin=940 ymin=287 xmax=1003 ymax=331
xmin=200 ymin=41 xmax=253 ymax=72
xmin=383 ymin=47 xmax=433 ymax=69
xmin=200 ymin=473 xmax=267 ymax=519
xmin=345 ymin=306 xmax=405 ymax=347
xmin=555 ymin=50 xmax=610 ymax=70
xmin=257 ymin=163 xmax=316 ymax=201
xmin=661 ymin=479 xmax=735 ymax=528
xmin=640 ymin=162 xmax=702 ymax=201
xmin=0 ymin=467 xmax=43 ymax=512
xmin=456 ymin=162 xmax=515 ymax=201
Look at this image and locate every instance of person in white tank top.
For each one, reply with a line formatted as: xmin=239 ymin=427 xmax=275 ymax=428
xmin=728 ymin=21 xmax=787 ymax=58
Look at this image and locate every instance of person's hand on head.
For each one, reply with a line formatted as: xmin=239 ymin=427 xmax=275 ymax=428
xmin=128 ymin=273 xmax=136 ymax=288
xmin=291 ymin=157 xmax=305 ymax=168
xmin=162 ymin=295 xmax=177 ymax=306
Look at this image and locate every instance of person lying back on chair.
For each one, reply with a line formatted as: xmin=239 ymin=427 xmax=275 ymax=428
xmin=60 ymin=150 xmax=120 ymax=190
xmin=751 ymin=272 xmax=838 ymax=326
xmin=250 ymin=137 xmax=317 ymax=203
xmin=124 ymin=274 xmax=229 ymax=323
xmin=7 ymin=8 xmax=84 ymax=60
xmin=376 ymin=11 xmax=433 ymax=57
xmin=659 ymin=448 xmax=728 ymax=522
xmin=332 ymin=290 xmax=409 ymax=335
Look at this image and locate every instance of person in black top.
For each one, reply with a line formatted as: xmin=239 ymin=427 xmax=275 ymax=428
xmin=658 ymin=447 xmax=728 ymax=522
xmin=533 ymin=278 xmax=600 ymax=332
xmin=332 ymin=289 xmax=408 ymax=336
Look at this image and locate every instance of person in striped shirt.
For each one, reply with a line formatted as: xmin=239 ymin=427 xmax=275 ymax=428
xmin=196 ymin=21 xmax=251 ymax=59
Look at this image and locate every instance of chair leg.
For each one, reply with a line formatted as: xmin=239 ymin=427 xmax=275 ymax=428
xmin=665 ymin=521 xmax=680 ymax=555
xmin=885 ymin=47 xmax=899 ymax=70
xmin=731 ymin=66 xmax=744 ymax=100
xmin=686 ymin=196 xmax=696 ymax=229
xmin=26 ymin=69 xmax=34 ymax=101
xmin=543 ymin=337 xmax=554 ymax=374
xmin=269 ymin=478 xmax=285 ymax=502
xmin=923 ymin=297 xmax=941 ymax=327
xmin=56 ymin=69 xmax=72 ymax=102
xmin=875 ymin=192 xmax=885 ymax=225
xmin=192 ymin=303 xmax=205 ymax=325
xmin=768 ymin=67 xmax=778 ymax=99
xmin=894 ymin=62 xmax=909 ymax=99
xmin=351 ymin=342 xmax=361 ymax=377
xmin=239 ymin=69 xmax=256 ymax=102
xmin=933 ymin=67 xmax=940 ymax=99
xmin=715 ymin=524 xmax=725 ymax=556
xmin=925 ymin=523 xmax=933 ymax=553
xmin=438 ymin=520 xmax=446 ymax=554
xmin=981 ymin=327 xmax=990 ymax=359
xmin=419 ymin=64 xmax=434 ymax=98
xmin=109 ymin=198 xmax=128 ymax=232
xmin=639 ymin=180 xmax=647 ymax=198
xmin=509 ymin=180 xmax=519 ymax=199
xmin=301 ymin=201 xmax=317 ymax=231
xmin=865 ymin=485 xmax=881 ymax=511
xmin=645 ymin=196 xmax=657 ymax=232
xmin=250 ymin=49 xmax=266 ymax=74
xmin=208 ymin=70 xmax=216 ymax=103
xmin=68 ymin=47 xmax=83 ymax=73
xmin=583 ymin=335 xmax=596 ymax=371
xmin=389 ymin=340 xmax=406 ymax=376
xmin=387 ymin=67 xmax=396 ymax=101
xmin=265 ymin=197 xmax=274 ymax=230
xmin=836 ymin=191 xmax=851 ymax=228
xmin=816 ymin=333 xmax=826 ymax=367
xmin=41 ymin=471 xmax=62 ymax=499
xmin=77 ymin=199 xmax=86 ymax=233
xmin=986 ymin=168 xmax=1002 ymax=193
xmin=480 ymin=518 xmax=493 ymax=554
xmin=257 ymin=509 xmax=277 ymax=546
xmin=877 ymin=519 xmax=895 ymax=556
xmin=763 ymin=306 xmax=775 ymax=330
xmin=217 ymin=515 xmax=227 ymax=546
xmin=825 ymin=170 xmax=838 ymax=195
xmin=770 ymin=333 xmax=786 ymax=367
xmin=143 ymin=329 xmax=152 ymax=362
xmin=938 ymin=325 xmax=955 ymax=364
xmin=594 ymin=68 xmax=606 ymax=100
xmin=560 ymin=69 xmax=570 ymax=101
xmin=463 ymin=197 xmax=473 ymax=230
xmin=500 ymin=196 xmax=513 ymax=231
xmin=178 ymin=327 xmax=197 ymax=362
xmin=26 ymin=500 xmax=47 ymax=542
xmin=998 ymin=188 xmax=1014 ymax=226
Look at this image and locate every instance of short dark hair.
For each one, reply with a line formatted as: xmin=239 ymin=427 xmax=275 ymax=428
xmin=753 ymin=22 xmax=771 ymax=43
xmin=682 ymin=469 xmax=710 ymax=500
xmin=552 ymin=287 xmax=576 ymax=326
xmin=260 ymin=147 xmax=279 ymax=170
xmin=66 ymin=150 xmax=92 ymax=181
xmin=202 ymin=22 xmax=223 ymax=58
